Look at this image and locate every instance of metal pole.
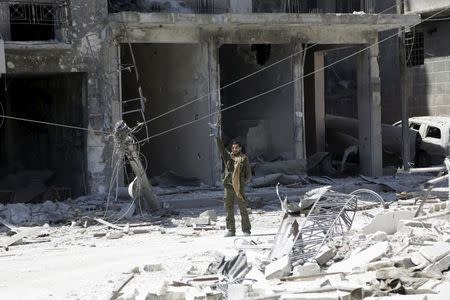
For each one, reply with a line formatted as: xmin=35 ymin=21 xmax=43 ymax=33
xmin=398 ymin=0 xmax=411 ymax=171
xmin=113 ymin=120 xmax=159 ymax=212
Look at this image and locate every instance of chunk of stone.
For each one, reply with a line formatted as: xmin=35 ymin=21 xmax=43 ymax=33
xmin=184 ymin=217 xmax=210 ymax=226
xmin=293 ymin=262 xmax=321 ymax=276
xmin=392 ymin=256 xmax=415 ymax=269
xmin=366 ymin=260 xmax=394 ymax=271
xmin=424 ymin=254 xmax=450 ymax=276
xmin=106 ymin=231 xmax=124 ymax=239
xmin=315 ymin=246 xmax=334 ymax=266
xmin=228 ymin=284 xmax=249 ymax=300
xmin=327 ymin=242 xmax=390 ymax=273
xmin=362 ymin=210 xmax=414 ymax=234
xmin=410 ymin=252 xmax=430 ymax=267
xmin=371 ymin=231 xmax=388 ymax=242
xmin=418 ymin=242 xmax=450 ymax=263
xmin=265 ymin=255 xmax=291 ymax=280
xmin=376 ymin=267 xmax=411 ymax=280
xmin=434 ymin=203 xmax=442 ymax=212
xmin=199 ymin=209 xmax=217 ymax=222
xmin=144 ymin=264 xmax=163 ymax=272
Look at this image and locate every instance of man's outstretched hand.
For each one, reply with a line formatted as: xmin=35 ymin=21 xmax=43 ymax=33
xmin=208 ymin=122 xmax=220 ymax=137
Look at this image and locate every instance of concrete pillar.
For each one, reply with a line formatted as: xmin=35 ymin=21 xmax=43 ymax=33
xmin=207 ymin=38 xmax=221 ymax=186
xmin=0 ymin=3 xmax=11 ymax=41
xmin=314 ymin=51 xmax=326 ymax=152
xmin=293 ymin=42 xmax=306 ymax=160
xmin=357 ymin=38 xmax=383 ymax=176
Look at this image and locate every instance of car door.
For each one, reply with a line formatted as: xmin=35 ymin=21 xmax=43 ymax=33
xmin=420 ymin=124 xmax=446 ymax=164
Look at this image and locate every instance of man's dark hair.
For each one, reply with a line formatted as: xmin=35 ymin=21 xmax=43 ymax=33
xmin=231 ymin=140 xmax=242 ymax=147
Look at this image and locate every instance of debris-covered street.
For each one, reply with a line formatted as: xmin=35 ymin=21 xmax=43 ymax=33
xmin=1 ymin=1 xmax=450 ymax=299
xmin=2 ymin=173 xmax=450 ymax=299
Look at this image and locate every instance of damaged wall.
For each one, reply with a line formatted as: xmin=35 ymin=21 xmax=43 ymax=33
xmin=0 ymin=0 xmax=120 ymax=195
xmin=408 ymin=20 xmax=450 ymax=117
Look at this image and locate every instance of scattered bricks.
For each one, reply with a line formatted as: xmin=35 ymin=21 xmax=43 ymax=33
xmin=265 ymin=255 xmax=291 ymax=280
xmin=199 ymin=209 xmax=217 ymax=222
xmin=106 ymin=231 xmax=124 ymax=239
xmin=371 ymin=231 xmax=388 ymax=242
xmin=314 ymin=246 xmax=334 ymax=266
xmin=327 ymin=242 xmax=390 ymax=273
xmin=144 ymin=264 xmax=164 ymax=272
xmin=366 ymin=260 xmax=395 ymax=271
xmin=419 ymin=242 xmax=450 ymax=263
xmin=362 ymin=210 xmax=414 ymax=234
xmin=293 ymin=262 xmax=321 ymax=277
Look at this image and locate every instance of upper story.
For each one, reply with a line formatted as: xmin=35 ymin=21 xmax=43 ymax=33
xmin=0 ymin=0 xmax=419 ymax=48
xmin=405 ymin=0 xmax=450 ymax=15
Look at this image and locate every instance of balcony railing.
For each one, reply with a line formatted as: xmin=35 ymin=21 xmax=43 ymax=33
xmin=108 ymin=0 xmax=376 ymax=14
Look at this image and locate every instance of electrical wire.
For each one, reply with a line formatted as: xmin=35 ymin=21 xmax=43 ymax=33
xmin=137 ymin=5 xmax=449 ymax=143
xmin=0 ymin=114 xmax=110 ymax=134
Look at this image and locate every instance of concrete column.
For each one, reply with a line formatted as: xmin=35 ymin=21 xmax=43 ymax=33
xmin=314 ymin=51 xmax=326 ymax=152
xmin=357 ymin=38 xmax=383 ymax=176
xmin=293 ymin=42 xmax=306 ymax=160
xmin=207 ymin=38 xmax=221 ymax=186
xmin=0 ymin=3 xmax=11 ymax=41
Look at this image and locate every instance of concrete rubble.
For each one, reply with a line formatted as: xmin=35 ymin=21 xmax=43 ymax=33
xmin=2 ymin=174 xmax=450 ymax=299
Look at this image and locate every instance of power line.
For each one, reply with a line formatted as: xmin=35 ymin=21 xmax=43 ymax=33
xmin=138 ymin=5 xmax=449 ymax=143
xmin=0 ymin=114 xmax=110 ymax=135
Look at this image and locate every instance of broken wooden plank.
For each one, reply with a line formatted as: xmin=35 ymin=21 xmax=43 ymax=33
xmin=93 ymin=218 xmax=126 ymax=231
xmin=0 ymin=227 xmax=43 ymax=251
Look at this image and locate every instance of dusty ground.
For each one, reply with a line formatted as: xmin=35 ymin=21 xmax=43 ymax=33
xmin=0 ymin=173 xmax=447 ymax=299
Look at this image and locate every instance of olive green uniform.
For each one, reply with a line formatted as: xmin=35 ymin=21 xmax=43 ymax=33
xmin=216 ymin=137 xmax=252 ymax=233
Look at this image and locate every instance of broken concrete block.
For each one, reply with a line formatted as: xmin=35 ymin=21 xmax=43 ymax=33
xmin=199 ymin=209 xmax=217 ymax=222
xmin=392 ymin=256 xmax=415 ymax=269
xmin=424 ymin=254 xmax=450 ymax=276
xmin=398 ymin=220 xmax=432 ymax=231
xmin=410 ymin=252 xmax=430 ymax=267
xmin=376 ymin=267 xmax=411 ymax=280
xmin=265 ymin=255 xmax=291 ymax=280
xmin=314 ymin=246 xmax=334 ymax=266
xmin=184 ymin=217 xmax=210 ymax=227
xmin=434 ymin=203 xmax=442 ymax=212
xmin=419 ymin=242 xmax=450 ymax=263
xmin=293 ymin=262 xmax=321 ymax=277
xmin=280 ymin=291 xmax=351 ymax=300
xmin=106 ymin=231 xmax=124 ymax=239
xmin=228 ymin=284 xmax=248 ymax=300
xmin=366 ymin=260 xmax=394 ymax=271
xmin=144 ymin=264 xmax=163 ymax=272
xmin=327 ymin=242 xmax=390 ymax=273
xmin=441 ymin=202 xmax=447 ymax=210
xmin=371 ymin=231 xmax=388 ymax=242
xmin=362 ymin=210 xmax=414 ymax=234
xmin=6 ymin=203 xmax=31 ymax=224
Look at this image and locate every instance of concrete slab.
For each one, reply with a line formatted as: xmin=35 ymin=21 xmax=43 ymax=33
xmin=419 ymin=242 xmax=450 ymax=263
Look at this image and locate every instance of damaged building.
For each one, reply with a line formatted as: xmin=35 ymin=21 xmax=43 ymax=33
xmin=0 ymin=0 xmax=419 ymax=203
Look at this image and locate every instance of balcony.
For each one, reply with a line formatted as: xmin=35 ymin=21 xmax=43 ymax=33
xmin=108 ymin=0 xmax=376 ymax=14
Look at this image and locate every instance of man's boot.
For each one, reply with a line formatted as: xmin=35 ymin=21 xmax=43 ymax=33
xmin=224 ymin=230 xmax=235 ymax=237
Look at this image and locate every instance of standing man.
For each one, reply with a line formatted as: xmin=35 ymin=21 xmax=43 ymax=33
xmin=211 ymin=124 xmax=252 ymax=237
